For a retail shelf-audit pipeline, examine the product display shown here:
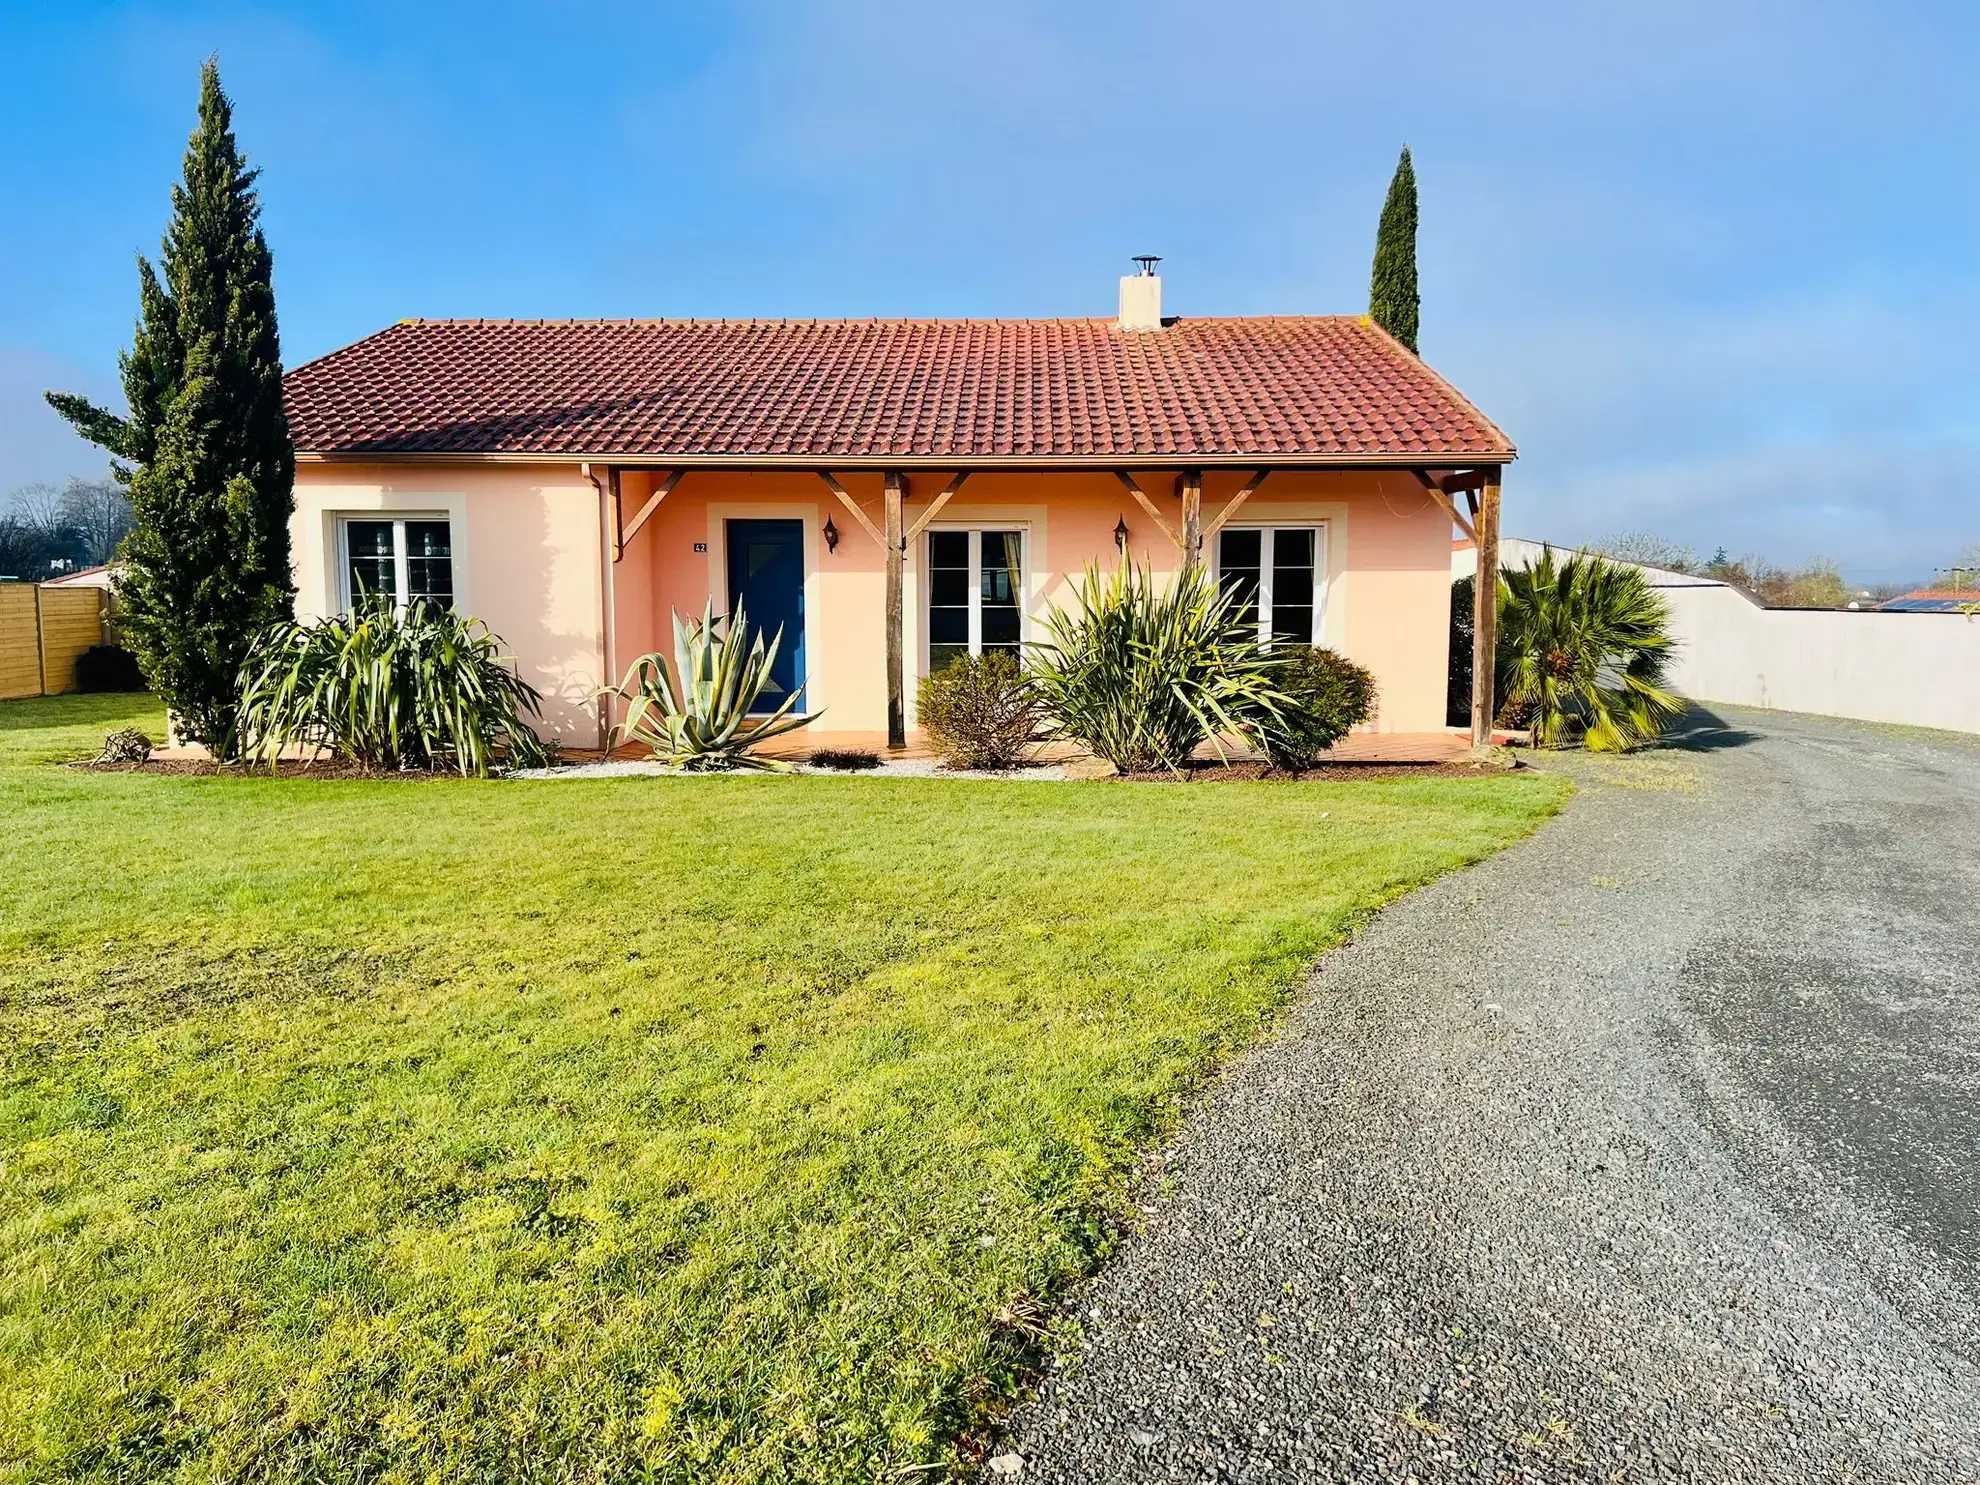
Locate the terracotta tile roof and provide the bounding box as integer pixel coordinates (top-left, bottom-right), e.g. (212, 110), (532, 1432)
(1879, 589), (1980, 611)
(283, 316), (1513, 463)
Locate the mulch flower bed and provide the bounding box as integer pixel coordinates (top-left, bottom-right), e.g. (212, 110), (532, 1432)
(73, 758), (459, 780)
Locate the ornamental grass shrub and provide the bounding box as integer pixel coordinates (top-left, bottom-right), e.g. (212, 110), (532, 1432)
(236, 596), (549, 775)
(1262, 647), (1378, 771)
(915, 651), (1041, 770)
(1027, 560), (1291, 773)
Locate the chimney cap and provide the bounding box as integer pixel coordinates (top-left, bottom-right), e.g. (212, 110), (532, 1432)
(1131, 255), (1162, 276)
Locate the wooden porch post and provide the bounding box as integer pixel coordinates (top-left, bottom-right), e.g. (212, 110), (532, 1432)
(1180, 470), (1203, 572)
(884, 472), (907, 750)
(1471, 468), (1503, 749)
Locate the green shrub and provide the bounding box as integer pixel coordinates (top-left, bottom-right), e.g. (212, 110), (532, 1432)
(1262, 647), (1377, 770)
(1027, 560), (1290, 773)
(74, 644), (146, 693)
(807, 748), (881, 771)
(1499, 547), (1684, 750)
(237, 596), (549, 775)
(916, 651), (1041, 770)
(598, 600), (815, 771)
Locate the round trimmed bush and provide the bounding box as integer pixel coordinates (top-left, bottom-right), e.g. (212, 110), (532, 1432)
(1262, 646), (1377, 771)
(75, 644), (147, 693)
(916, 651), (1041, 770)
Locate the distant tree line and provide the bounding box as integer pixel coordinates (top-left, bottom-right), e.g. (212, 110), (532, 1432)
(0, 475), (134, 580)
(1594, 531), (1866, 609)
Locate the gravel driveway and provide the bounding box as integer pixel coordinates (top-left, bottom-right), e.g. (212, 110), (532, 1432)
(1007, 707), (1980, 1483)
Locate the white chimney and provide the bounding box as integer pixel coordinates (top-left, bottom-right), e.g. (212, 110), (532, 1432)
(1117, 255), (1163, 331)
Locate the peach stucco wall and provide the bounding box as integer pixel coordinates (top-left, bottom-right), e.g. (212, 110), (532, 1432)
(291, 462), (1459, 745)
(291, 463), (607, 742)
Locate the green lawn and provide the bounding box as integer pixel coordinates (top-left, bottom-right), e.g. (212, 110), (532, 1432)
(0, 694), (1566, 1484)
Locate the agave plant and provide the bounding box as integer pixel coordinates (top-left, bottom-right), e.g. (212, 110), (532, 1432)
(598, 601), (816, 771)
(237, 596), (550, 775)
(1026, 559), (1291, 773)
(1498, 547), (1686, 751)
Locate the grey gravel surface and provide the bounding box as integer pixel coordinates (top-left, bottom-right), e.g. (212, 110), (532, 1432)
(1007, 706), (1980, 1483)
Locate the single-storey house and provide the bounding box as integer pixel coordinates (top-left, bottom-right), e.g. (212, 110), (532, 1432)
(281, 266), (1514, 750)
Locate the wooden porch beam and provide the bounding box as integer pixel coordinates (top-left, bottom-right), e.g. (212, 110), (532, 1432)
(884, 473), (907, 750)
(816, 472), (886, 548)
(1113, 471), (1185, 551)
(614, 469), (682, 561)
(1426, 467), (1491, 496)
(903, 472), (971, 545)
(1471, 468), (1503, 750)
(1179, 470), (1204, 571)
(1201, 469), (1271, 540)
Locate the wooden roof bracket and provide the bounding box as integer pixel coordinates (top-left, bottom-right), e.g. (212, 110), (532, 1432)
(817, 472), (887, 548)
(1413, 468), (1478, 542)
(1114, 470), (1185, 551)
(903, 472), (971, 546)
(614, 469), (682, 561)
(1201, 470), (1271, 540)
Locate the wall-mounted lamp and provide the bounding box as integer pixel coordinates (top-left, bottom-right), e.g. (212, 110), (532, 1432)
(1113, 515), (1130, 553)
(823, 515), (840, 553)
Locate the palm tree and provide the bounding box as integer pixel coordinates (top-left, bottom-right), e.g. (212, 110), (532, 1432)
(1498, 548), (1684, 750)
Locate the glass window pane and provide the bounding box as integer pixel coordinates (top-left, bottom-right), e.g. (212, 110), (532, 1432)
(1272, 529), (1314, 568)
(928, 531), (969, 568)
(981, 531), (1022, 606)
(1218, 527), (1261, 633)
(346, 521), (395, 605)
(406, 520), (453, 607)
(929, 567), (970, 607)
(981, 606), (1020, 647)
(929, 606), (969, 646)
(1270, 529), (1316, 644)
(1271, 605), (1314, 645)
(929, 643), (969, 672)
(980, 530), (1021, 654)
(1272, 564), (1313, 610)
(1219, 529), (1261, 568)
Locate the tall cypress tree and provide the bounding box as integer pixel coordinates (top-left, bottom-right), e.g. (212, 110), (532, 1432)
(47, 58), (293, 753)
(1369, 146), (1420, 354)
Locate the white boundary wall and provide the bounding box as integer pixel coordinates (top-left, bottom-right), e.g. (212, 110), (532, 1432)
(1654, 585), (1980, 734)
(1458, 537), (1980, 735)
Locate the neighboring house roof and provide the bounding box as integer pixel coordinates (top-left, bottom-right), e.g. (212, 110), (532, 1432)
(42, 564), (113, 588)
(1879, 589), (1980, 612)
(282, 316), (1514, 465)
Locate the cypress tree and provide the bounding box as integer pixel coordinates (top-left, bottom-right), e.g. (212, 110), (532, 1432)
(47, 58), (293, 754)
(1369, 146), (1421, 354)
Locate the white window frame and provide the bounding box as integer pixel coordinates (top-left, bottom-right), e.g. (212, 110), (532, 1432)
(1213, 523), (1328, 646)
(337, 515), (453, 611)
(922, 525), (1028, 672)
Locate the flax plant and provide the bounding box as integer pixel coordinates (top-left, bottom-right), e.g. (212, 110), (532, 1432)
(598, 600), (816, 770)
(237, 596), (549, 774)
(1026, 559), (1291, 773)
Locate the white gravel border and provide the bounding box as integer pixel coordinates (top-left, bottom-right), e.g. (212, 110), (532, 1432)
(508, 758), (1070, 782)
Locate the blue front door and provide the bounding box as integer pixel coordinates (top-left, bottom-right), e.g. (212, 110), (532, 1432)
(726, 519), (806, 709)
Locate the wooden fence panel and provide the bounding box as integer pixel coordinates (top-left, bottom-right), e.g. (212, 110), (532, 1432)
(0, 587), (41, 699)
(39, 588), (104, 694)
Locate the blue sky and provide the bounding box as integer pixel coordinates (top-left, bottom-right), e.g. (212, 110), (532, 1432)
(2, 0), (1974, 581)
